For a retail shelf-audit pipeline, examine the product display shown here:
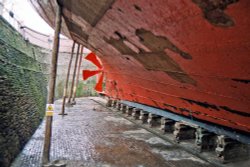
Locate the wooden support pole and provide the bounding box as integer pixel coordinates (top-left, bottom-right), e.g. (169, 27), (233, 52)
(67, 43), (80, 105)
(59, 41), (76, 114)
(71, 45), (84, 104)
(42, 2), (62, 165)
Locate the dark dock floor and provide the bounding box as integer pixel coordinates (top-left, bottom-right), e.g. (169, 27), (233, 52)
(11, 98), (218, 167)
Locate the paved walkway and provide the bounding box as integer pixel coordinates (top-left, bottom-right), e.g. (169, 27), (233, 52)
(11, 97), (212, 167)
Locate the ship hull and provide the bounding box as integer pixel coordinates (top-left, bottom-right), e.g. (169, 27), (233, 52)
(30, 0), (250, 133)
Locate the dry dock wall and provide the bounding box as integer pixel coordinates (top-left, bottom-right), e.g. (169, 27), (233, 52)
(0, 14), (98, 167)
(0, 16), (47, 167)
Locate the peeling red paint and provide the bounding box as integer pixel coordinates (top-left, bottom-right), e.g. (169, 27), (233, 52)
(32, 0), (250, 133)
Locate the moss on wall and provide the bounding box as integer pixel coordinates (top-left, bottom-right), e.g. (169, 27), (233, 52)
(0, 16), (47, 167)
(55, 80), (98, 99)
(76, 81), (97, 97)
(0, 15), (99, 166)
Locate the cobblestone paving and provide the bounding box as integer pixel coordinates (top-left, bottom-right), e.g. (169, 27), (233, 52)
(11, 98), (213, 167)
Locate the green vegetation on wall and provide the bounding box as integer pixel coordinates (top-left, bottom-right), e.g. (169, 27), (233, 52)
(76, 81), (98, 97)
(55, 79), (64, 99)
(55, 80), (98, 99)
(0, 16), (47, 167)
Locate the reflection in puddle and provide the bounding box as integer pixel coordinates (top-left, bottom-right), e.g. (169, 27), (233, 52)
(104, 116), (133, 125)
(152, 148), (207, 164)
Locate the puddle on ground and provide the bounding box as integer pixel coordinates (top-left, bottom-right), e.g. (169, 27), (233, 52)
(151, 148), (207, 164)
(123, 129), (151, 135)
(104, 116), (133, 125)
(122, 129), (152, 141)
(94, 137), (169, 167)
(145, 137), (171, 146)
(121, 128), (209, 166)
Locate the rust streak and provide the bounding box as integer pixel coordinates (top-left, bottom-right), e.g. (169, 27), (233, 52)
(192, 0), (239, 27)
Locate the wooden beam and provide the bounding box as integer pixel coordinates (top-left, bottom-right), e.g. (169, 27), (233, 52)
(42, 2), (62, 165)
(59, 41), (76, 115)
(72, 45), (84, 104)
(67, 43), (80, 105)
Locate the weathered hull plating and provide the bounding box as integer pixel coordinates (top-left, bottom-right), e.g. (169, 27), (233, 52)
(30, 0), (250, 133)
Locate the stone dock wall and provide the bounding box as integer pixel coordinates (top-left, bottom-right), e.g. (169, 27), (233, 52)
(0, 16), (48, 167)
(0, 15), (98, 167)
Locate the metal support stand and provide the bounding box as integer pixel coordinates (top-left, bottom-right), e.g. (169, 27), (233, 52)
(116, 102), (122, 111)
(132, 108), (141, 120)
(139, 110), (148, 124)
(126, 106), (134, 116)
(106, 99), (112, 107)
(215, 135), (249, 163)
(160, 118), (175, 133)
(147, 113), (161, 127)
(120, 104), (127, 113)
(195, 127), (216, 152)
(111, 100), (117, 108)
(173, 122), (196, 141)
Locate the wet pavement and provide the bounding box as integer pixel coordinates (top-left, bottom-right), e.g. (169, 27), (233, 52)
(11, 97), (213, 167)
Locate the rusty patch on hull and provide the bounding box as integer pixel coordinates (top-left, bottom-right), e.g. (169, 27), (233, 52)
(63, 17), (89, 41)
(59, 0), (115, 26)
(163, 103), (178, 110)
(105, 29), (196, 85)
(232, 79), (250, 84)
(220, 106), (250, 117)
(181, 98), (220, 111)
(192, 0), (238, 27)
(135, 29), (192, 60)
(181, 98), (250, 117)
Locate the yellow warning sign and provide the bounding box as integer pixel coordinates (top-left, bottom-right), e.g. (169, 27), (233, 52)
(46, 111), (53, 116)
(46, 104), (54, 111)
(46, 104), (54, 116)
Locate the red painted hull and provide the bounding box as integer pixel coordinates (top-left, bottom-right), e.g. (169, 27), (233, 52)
(31, 0), (250, 133)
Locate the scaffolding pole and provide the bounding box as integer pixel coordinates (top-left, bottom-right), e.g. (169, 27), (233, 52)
(60, 41), (76, 115)
(67, 43), (80, 105)
(42, 2), (62, 165)
(72, 45), (84, 104)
